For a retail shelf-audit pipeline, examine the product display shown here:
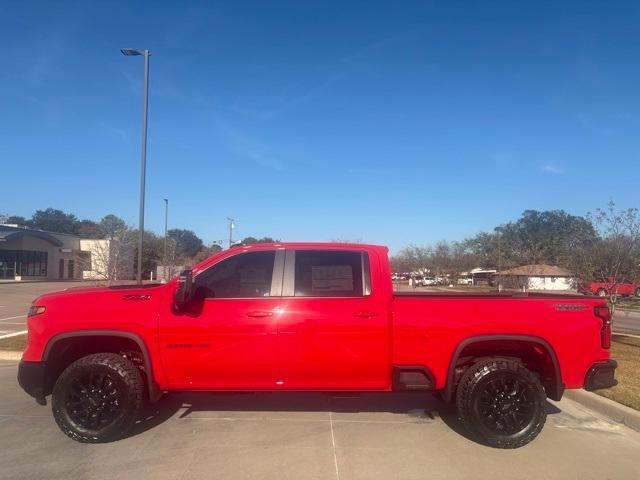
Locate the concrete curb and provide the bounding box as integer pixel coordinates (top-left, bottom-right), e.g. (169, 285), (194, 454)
(565, 389), (640, 432)
(0, 351), (22, 361)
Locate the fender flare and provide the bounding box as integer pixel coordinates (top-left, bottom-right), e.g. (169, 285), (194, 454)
(442, 334), (564, 402)
(43, 330), (162, 402)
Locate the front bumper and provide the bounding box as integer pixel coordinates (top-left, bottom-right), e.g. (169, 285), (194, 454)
(584, 360), (618, 391)
(17, 361), (47, 405)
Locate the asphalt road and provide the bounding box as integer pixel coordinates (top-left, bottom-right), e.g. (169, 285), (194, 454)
(612, 309), (640, 335)
(1, 360), (639, 480)
(0, 282), (91, 336)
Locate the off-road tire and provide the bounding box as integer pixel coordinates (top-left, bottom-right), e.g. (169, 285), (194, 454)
(456, 358), (546, 449)
(635, 287), (640, 298)
(52, 353), (144, 443)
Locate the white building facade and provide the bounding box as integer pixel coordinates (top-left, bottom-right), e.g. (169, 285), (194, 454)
(0, 225), (130, 281)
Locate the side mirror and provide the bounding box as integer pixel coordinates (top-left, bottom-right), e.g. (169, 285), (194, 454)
(173, 269), (193, 313)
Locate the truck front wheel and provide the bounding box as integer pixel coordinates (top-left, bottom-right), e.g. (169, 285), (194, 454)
(52, 353), (144, 443)
(455, 358), (546, 448)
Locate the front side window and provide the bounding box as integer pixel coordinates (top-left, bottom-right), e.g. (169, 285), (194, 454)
(195, 251), (275, 298)
(294, 250), (368, 297)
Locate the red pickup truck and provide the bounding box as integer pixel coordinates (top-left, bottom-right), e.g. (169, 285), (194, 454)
(578, 277), (640, 297)
(18, 242), (617, 448)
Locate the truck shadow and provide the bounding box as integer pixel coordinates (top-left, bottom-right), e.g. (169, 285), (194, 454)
(130, 391), (561, 447)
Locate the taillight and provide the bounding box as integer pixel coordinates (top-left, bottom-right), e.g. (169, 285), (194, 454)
(594, 305), (611, 349)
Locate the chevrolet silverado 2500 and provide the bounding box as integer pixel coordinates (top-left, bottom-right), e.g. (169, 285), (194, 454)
(18, 242), (617, 448)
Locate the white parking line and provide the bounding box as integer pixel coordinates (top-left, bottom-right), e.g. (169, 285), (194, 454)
(0, 330), (27, 339)
(0, 315), (26, 322)
(329, 411), (340, 480)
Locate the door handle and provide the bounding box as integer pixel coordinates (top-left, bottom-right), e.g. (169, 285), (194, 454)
(247, 310), (273, 318)
(353, 311), (378, 318)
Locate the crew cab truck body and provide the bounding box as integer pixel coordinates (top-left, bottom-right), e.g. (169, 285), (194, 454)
(18, 242), (617, 448)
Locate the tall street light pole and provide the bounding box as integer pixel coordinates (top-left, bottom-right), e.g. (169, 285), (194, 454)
(121, 48), (150, 285)
(163, 198), (169, 263)
(227, 217), (235, 249)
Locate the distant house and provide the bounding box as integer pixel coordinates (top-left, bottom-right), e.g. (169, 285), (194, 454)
(470, 267), (497, 286)
(497, 264), (574, 291)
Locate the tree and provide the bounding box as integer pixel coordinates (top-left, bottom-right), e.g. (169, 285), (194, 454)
(2, 215), (31, 227)
(30, 208), (79, 234)
(466, 210), (597, 269)
(190, 242), (224, 265)
(391, 241), (480, 276)
(77, 219), (103, 238)
(79, 236), (135, 283)
(168, 229), (203, 259)
(391, 245), (433, 273)
(242, 236), (278, 245)
(569, 202), (640, 301)
(100, 214), (128, 239)
(79, 215), (135, 283)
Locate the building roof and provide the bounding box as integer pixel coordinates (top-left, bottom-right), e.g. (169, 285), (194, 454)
(0, 225), (65, 246)
(498, 264), (572, 277)
(470, 267), (497, 274)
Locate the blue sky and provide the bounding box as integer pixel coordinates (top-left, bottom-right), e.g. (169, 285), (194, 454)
(2, 1), (639, 252)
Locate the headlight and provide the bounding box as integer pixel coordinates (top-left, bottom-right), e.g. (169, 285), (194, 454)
(28, 305), (46, 317)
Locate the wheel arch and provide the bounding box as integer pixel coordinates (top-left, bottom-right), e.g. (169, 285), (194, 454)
(442, 334), (564, 403)
(43, 330), (161, 402)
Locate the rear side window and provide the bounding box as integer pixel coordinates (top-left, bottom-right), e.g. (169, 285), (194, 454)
(195, 251), (276, 298)
(294, 250), (369, 297)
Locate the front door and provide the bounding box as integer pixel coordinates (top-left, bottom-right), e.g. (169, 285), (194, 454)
(276, 249), (390, 390)
(158, 249), (283, 389)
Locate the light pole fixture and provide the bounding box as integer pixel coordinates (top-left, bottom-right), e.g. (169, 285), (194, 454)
(121, 48), (150, 285)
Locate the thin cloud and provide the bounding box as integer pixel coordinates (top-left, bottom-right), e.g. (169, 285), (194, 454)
(213, 118), (286, 171)
(24, 8), (84, 85)
(230, 31), (418, 121)
(541, 164), (564, 175)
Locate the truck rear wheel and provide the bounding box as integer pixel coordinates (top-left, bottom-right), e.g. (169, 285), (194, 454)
(52, 353), (144, 443)
(455, 358), (546, 448)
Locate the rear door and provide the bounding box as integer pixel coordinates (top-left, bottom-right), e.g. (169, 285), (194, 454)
(276, 249), (390, 390)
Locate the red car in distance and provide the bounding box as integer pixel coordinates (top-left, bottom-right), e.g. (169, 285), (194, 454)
(578, 277), (640, 297)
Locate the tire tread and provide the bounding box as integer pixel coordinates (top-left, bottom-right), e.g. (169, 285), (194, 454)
(52, 353), (144, 443)
(455, 357), (547, 449)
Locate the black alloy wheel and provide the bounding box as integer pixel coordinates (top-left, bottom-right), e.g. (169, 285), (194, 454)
(64, 371), (123, 430)
(52, 353), (144, 443)
(475, 375), (537, 436)
(456, 358), (547, 448)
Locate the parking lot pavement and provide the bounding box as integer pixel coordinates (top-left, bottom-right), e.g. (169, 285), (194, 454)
(0, 282), (83, 336)
(1, 361), (639, 480)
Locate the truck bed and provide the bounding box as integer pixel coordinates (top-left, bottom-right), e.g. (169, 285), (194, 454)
(394, 291), (589, 299)
(391, 291), (608, 392)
